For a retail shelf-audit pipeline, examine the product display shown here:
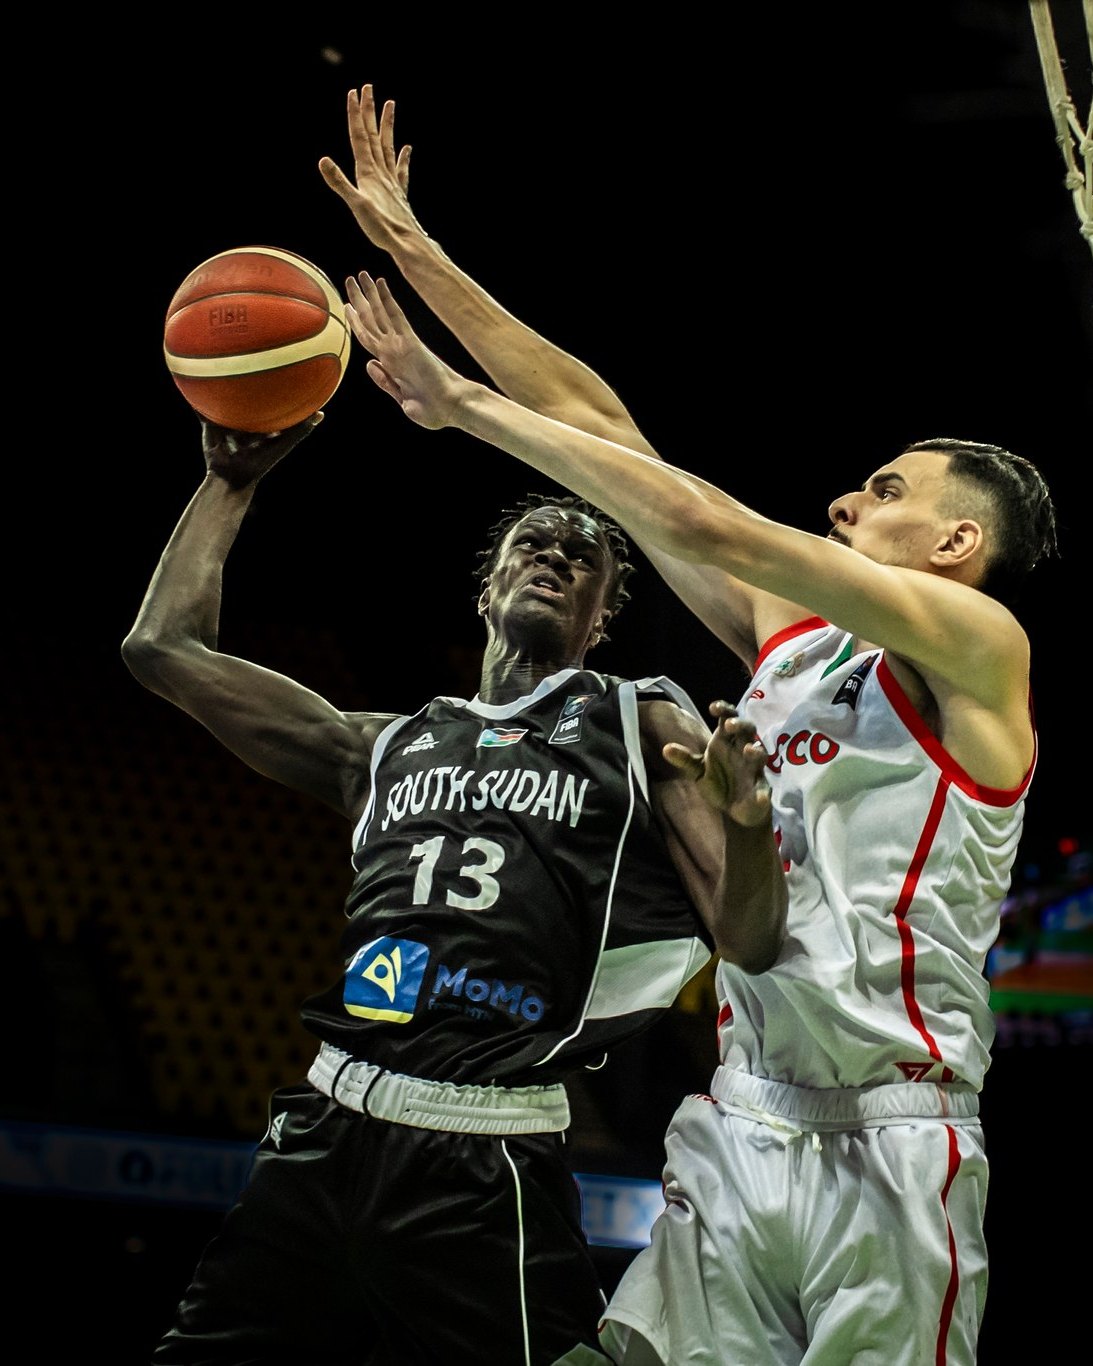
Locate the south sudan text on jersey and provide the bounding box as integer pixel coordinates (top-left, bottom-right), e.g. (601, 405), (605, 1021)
(380, 764), (591, 831)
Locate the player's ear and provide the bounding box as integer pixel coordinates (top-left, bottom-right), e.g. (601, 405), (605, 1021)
(588, 610), (612, 648)
(932, 519), (984, 571)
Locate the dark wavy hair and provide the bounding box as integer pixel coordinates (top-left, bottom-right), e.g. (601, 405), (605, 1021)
(474, 493), (635, 638)
(902, 437), (1060, 608)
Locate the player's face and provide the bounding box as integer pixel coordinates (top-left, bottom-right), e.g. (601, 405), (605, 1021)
(483, 507), (613, 655)
(826, 449), (956, 570)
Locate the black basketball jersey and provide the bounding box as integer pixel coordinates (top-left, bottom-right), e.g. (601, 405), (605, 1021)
(300, 668), (714, 1087)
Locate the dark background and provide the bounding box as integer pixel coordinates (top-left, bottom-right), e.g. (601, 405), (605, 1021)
(21, 3), (1093, 873)
(5, 4), (1092, 1360)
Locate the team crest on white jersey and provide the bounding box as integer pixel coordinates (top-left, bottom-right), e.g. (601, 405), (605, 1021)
(774, 652), (806, 678)
(403, 731), (439, 755)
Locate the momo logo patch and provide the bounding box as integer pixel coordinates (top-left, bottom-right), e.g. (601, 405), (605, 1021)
(477, 728), (528, 748)
(429, 962), (545, 1022)
(343, 935), (430, 1023)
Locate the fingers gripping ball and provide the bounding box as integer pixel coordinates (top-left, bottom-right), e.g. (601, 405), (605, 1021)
(164, 246), (351, 432)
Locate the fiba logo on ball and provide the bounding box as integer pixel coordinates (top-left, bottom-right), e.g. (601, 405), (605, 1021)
(207, 302), (249, 333)
(163, 245), (352, 433)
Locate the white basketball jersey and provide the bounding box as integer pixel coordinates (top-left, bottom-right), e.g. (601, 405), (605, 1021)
(719, 617), (1034, 1091)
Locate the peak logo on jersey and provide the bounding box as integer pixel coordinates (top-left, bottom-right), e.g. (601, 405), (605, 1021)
(343, 935), (430, 1023)
(773, 652), (806, 678)
(830, 654), (878, 710)
(477, 728), (528, 748)
(550, 694), (594, 745)
(268, 1111), (287, 1150)
(402, 731), (439, 756)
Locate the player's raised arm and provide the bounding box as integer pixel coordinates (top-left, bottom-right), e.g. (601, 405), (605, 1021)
(347, 271), (1039, 775)
(319, 84), (648, 445)
(121, 417), (385, 821)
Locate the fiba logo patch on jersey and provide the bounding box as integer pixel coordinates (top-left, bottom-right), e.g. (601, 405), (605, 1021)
(343, 935), (430, 1023)
(549, 694), (594, 745)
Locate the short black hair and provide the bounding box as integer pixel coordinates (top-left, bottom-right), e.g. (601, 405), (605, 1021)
(902, 437), (1060, 608)
(475, 493), (635, 635)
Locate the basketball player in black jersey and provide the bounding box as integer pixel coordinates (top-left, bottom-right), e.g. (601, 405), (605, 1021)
(122, 412), (787, 1365)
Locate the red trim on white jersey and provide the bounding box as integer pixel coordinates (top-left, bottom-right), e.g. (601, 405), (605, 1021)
(876, 656), (1034, 807)
(894, 773), (949, 1064)
(753, 616), (829, 672)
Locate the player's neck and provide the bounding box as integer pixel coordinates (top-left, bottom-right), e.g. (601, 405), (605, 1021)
(478, 650), (583, 705)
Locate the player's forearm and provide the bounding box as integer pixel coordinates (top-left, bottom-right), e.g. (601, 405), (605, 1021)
(713, 822), (788, 973)
(387, 230), (632, 431)
(121, 475), (253, 681)
(454, 383), (754, 564)
(453, 382), (860, 628)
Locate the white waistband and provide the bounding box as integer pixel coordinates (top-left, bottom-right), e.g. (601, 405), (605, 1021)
(710, 1064), (981, 1129)
(308, 1042), (571, 1135)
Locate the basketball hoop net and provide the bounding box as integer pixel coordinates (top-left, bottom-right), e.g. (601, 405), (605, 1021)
(1027, 0), (1093, 257)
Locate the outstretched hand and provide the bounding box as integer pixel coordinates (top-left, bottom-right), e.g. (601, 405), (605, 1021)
(664, 700), (774, 828)
(200, 412), (324, 490)
(345, 272), (465, 430)
(318, 85), (417, 251)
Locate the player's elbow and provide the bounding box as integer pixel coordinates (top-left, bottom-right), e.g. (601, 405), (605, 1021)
(719, 938), (781, 976)
(652, 490), (710, 560)
(120, 626), (190, 695)
(654, 491), (745, 568)
(714, 903), (787, 975)
(121, 624), (156, 677)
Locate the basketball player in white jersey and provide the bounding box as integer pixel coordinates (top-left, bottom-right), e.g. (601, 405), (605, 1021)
(319, 85), (1060, 1364)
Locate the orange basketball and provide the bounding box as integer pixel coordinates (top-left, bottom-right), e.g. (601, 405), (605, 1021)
(163, 246), (352, 433)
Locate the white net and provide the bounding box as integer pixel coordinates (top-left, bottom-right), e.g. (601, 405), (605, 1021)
(1027, 0), (1093, 256)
